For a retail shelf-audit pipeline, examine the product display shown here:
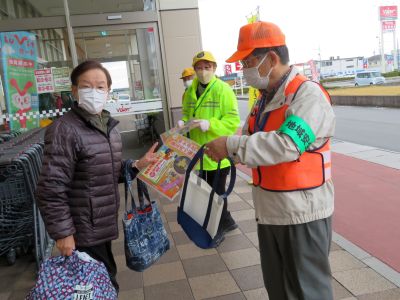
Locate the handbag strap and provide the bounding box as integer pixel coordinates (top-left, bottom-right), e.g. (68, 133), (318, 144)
(124, 159), (139, 212)
(137, 178), (151, 209)
(180, 145), (205, 209)
(202, 160), (221, 229)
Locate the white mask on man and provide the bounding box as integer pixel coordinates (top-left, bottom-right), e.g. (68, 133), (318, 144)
(78, 88), (107, 114)
(243, 53), (273, 90)
(183, 79), (193, 89)
(196, 70), (214, 85)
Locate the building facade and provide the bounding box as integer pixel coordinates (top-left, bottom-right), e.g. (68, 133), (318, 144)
(0, 0), (202, 144)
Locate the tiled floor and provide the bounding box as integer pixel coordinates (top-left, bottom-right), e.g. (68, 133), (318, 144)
(1, 175), (400, 299)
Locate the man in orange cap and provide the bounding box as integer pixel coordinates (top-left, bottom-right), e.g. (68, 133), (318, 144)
(205, 21), (335, 299)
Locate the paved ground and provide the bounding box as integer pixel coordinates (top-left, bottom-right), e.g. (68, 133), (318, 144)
(1, 140), (400, 299)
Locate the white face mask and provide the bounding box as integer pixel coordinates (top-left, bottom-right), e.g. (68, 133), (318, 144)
(78, 88), (107, 114)
(183, 79), (193, 89)
(196, 69), (214, 85)
(243, 54), (273, 89)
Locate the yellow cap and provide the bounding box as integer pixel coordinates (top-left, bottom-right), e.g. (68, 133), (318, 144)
(192, 51), (217, 67)
(180, 67), (195, 79)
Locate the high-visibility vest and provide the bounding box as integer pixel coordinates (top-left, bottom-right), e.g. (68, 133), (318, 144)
(248, 74), (332, 192)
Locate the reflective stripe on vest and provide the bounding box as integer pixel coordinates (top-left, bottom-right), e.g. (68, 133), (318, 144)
(248, 74), (332, 192)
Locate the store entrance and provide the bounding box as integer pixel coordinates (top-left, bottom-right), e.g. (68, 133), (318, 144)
(73, 24), (166, 150)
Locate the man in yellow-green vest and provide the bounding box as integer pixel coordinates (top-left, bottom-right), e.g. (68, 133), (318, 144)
(177, 50), (240, 244)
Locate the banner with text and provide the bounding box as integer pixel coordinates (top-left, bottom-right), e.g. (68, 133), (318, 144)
(0, 31), (39, 130)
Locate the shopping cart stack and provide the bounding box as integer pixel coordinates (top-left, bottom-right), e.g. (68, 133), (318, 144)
(0, 128), (53, 267)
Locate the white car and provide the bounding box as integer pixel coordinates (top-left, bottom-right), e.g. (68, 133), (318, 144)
(116, 94), (131, 103)
(354, 71), (386, 86)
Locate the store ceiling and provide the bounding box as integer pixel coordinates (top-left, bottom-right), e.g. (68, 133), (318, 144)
(28, 0), (144, 16)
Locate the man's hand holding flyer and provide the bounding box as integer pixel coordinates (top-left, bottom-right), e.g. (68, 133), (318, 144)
(138, 122), (200, 201)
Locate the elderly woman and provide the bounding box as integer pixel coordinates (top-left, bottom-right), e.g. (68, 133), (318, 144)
(36, 60), (157, 292)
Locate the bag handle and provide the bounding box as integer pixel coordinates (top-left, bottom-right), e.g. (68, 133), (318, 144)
(180, 145), (206, 209)
(123, 159), (139, 212)
(137, 178), (151, 209)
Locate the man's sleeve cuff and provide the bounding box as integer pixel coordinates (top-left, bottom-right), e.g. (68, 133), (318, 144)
(227, 135), (244, 163)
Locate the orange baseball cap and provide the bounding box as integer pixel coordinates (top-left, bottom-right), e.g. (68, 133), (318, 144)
(226, 21), (286, 63)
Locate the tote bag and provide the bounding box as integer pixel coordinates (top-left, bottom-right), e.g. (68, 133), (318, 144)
(123, 160), (170, 272)
(26, 251), (117, 300)
(177, 146), (236, 249)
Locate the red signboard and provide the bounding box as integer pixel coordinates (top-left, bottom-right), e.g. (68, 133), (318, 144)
(235, 61), (243, 71)
(382, 20), (396, 32)
(224, 64), (232, 76)
(380, 6), (397, 20)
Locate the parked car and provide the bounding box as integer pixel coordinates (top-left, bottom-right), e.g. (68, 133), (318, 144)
(116, 94), (131, 103)
(354, 71), (385, 86)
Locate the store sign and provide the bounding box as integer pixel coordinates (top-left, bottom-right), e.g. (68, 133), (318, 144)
(382, 20), (396, 32)
(104, 99), (163, 116)
(363, 58), (368, 69)
(53, 67), (71, 92)
(380, 6), (397, 20)
(34, 69), (54, 93)
(34, 67), (71, 94)
(0, 31), (39, 131)
(224, 64), (232, 76)
(235, 61), (243, 71)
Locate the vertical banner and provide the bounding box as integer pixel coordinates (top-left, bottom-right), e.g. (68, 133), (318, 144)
(0, 31), (38, 131)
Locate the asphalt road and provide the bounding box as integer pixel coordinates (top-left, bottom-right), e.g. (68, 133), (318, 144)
(237, 100), (400, 152)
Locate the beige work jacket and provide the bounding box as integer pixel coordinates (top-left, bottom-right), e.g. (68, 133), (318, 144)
(227, 67), (336, 225)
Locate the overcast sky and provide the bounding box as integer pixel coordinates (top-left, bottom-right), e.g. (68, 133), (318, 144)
(198, 0), (400, 75)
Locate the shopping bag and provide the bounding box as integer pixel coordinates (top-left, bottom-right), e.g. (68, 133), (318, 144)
(123, 160), (170, 272)
(26, 250), (117, 300)
(177, 146), (236, 249)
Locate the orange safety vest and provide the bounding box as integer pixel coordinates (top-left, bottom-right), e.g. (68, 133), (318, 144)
(248, 74), (332, 192)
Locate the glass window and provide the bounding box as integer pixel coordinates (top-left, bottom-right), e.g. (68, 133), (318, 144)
(74, 25), (164, 133)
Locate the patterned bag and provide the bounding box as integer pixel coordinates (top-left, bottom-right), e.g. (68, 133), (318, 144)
(123, 161), (170, 272)
(26, 251), (117, 300)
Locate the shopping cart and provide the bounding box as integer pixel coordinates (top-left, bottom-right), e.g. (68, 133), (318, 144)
(134, 114), (159, 145)
(0, 129), (53, 267)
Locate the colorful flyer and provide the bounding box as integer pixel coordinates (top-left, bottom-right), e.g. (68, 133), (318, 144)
(138, 130), (200, 201)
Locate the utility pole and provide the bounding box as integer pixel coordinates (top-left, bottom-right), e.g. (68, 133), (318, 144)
(394, 30), (399, 70)
(380, 25), (386, 73)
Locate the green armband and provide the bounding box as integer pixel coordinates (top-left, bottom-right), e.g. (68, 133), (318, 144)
(278, 115), (316, 154)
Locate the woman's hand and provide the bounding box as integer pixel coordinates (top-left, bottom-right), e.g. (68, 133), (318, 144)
(56, 235), (75, 256)
(135, 142), (159, 170)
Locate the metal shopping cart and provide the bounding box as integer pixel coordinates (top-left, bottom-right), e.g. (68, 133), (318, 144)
(0, 129), (53, 267)
(134, 114), (159, 145)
